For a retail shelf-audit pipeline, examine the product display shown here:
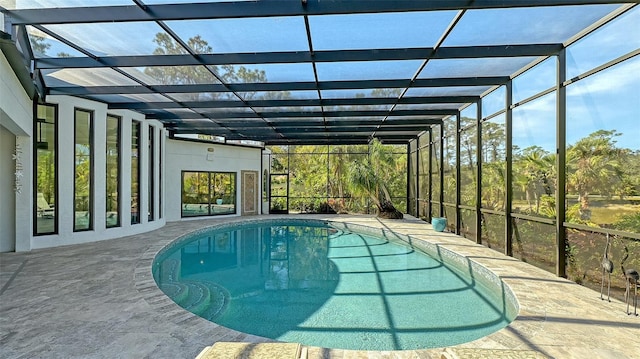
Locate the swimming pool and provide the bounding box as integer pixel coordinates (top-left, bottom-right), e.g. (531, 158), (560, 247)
(153, 219), (518, 351)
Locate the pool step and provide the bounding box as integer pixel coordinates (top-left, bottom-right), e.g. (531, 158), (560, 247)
(159, 282), (189, 304)
(199, 282), (229, 320)
(327, 228), (344, 239)
(155, 259), (227, 318)
(177, 281), (212, 316)
(158, 258), (181, 282)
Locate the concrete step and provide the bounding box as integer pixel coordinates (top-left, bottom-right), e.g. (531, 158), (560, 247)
(159, 281), (189, 304)
(179, 281), (212, 315)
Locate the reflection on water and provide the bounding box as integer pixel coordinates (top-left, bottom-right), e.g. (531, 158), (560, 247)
(154, 222), (515, 350)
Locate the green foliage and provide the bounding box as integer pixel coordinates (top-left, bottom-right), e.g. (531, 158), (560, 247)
(74, 145), (91, 211)
(290, 199), (337, 214)
(458, 118), (478, 206)
(612, 212), (640, 232)
(29, 34), (50, 55)
(567, 130), (626, 220)
(36, 151), (55, 204)
(512, 146), (556, 215)
(346, 139), (404, 217)
(265, 141), (406, 215)
(144, 33), (268, 103)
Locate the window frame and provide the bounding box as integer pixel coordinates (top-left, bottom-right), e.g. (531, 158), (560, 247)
(148, 125), (155, 222)
(106, 114), (122, 228)
(33, 102), (59, 236)
(73, 107), (94, 232)
(131, 121), (141, 225)
(181, 170), (237, 218)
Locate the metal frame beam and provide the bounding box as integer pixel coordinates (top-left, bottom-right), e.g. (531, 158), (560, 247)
(252, 125), (428, 133)
(556, 49), (567, 278)
(167, 117), (441, 127)
(475, 101), (483, 245)
(218, 133), (416, 141)
(455, 112), (461, 235)
(48, 76), (509, 96)
(505, 80), (514, 257)
(5, 1), (629, 24)
(109, 96), (478, 110)
(147, 109), (456, 120)
(35, 44), (562, 69)
(413, 137), (420, 216)
(439, 124), (445, 217)
(427, 128), (433, 219)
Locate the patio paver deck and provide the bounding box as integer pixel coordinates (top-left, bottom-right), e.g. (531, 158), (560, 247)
(1, 215), (638, 359)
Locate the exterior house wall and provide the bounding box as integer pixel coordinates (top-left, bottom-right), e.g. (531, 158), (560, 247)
(0, 125), (17, 252)
(0, 50), (32, 252)
(0, 51), (31, 137)
(2, 51), (265, 251)
(164, 139), (263, 222)
(31, 96), (166, 250)
(0, 71), (167, 251)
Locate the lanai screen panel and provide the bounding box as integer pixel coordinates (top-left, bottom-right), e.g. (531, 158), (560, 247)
(2, 0), (633, 144)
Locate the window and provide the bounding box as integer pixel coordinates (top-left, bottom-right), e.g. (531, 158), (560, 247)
(74, 109), (93, 231)
(182, 171), (237, 217)
(131, 121), (141, 224)
(148, 126), (155, 221)
(106, 115), (120, 228)
(34, 103), (57, 235)
(159, 129), (163, 219)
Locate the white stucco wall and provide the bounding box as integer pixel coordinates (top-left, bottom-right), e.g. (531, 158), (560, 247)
(0, 51), (32, 137)
(164, 139), (263, 221)
(1, 49), (264, 251)
(0, 79), (168, 251)
(31, 96), (166, 250)
(0, 125), (16, 252)
(0, 49), (33, 252)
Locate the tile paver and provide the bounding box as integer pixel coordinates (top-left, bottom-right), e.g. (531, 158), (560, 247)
(1, 215), (638, 359)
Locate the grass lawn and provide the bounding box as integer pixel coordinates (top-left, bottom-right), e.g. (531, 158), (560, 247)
(589, 204), (639, 225)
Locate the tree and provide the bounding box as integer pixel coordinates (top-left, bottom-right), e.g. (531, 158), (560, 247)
(29, 34), (50, 55)
(482, 121), (505, 164)
(144, 33), (269, 102)
(459, 117), (477, 205)
(347, 139), (403, 219)
(567, 130), (625, 220)
(513, 146), (555, 215)
(481, 120), (506, 210)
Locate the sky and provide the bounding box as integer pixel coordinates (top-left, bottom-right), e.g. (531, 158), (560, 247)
(7, 1), (639, 150)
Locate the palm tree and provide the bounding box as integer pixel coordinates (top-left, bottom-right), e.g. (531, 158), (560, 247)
(567, 130), (625, 220)
(347, 139), (403, 219)
(513, 146), (555, 215)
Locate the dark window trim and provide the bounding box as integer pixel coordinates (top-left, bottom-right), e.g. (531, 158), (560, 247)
(106, 113), (122, 228)
(73, 107), (94, 232)
(181, 170), (238, 218)
(131, 121), (141, 224)
(159, 128), (163, 219)
(148, 125), (155, 222)
(33, 101), (59, 236)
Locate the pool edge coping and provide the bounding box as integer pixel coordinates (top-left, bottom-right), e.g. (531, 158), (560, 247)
(134, 214), (541, 356)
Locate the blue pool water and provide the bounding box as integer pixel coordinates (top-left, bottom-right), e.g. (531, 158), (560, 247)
(153, 219), (517, 351)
